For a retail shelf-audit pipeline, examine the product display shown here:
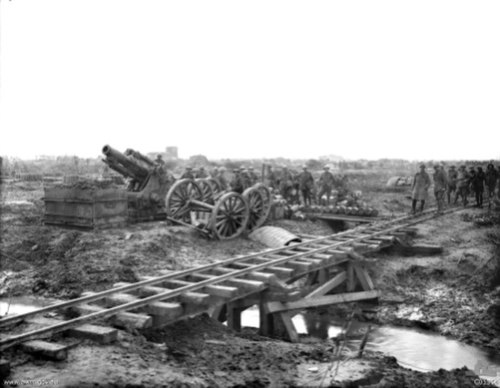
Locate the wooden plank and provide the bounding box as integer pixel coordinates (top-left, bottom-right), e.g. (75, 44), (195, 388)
(226, 302), (241, 331)
(363, 268), (375, 290)
(266, 266), (295, 278)
(346, 262), (355, 292)
(353, 265), (373, 291)
(305, 271), (347, 299)
(103, 293), (183, 319)
(266, 290), (380, 313)
(224, 278), (266, 292)
(67, 324), (118, 344)
(286, 260), (314, 272)
(278, 311), (298, 342)
(209, 304), (226, 322)
(72, 304), (152, 329)
(318, 268), (328, 284)
(21, 340), (68, 361)
(117, 281), (211, 306)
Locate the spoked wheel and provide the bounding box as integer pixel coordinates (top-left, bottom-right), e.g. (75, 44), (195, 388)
(205, 178), (222, 197)
(165, 179), (203, 222)
(255, 183), (272, 223)
(243, 185), (271, 232)
(209, 192), (249, 240)
(195, 178), (215, 204)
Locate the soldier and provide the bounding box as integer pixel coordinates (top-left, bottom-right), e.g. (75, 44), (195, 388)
(455, 165), (470, 206)
(230, 168), (244, 193)
(471, 166), (485, 208)
(180, 166), (194, 180)
(195, 166), (208, 179)
(210, 167), (219, 179)
(433, 164), (447, 214)
(217, 167), (228, 191)
(317, 166), (335, 206)
(248, 166), (259, 186)
(298, 166), (314, 206)
(279, 166), (294, 201)
(485, 163), (498, 203)
(266, 165), (277, 191)
(411, 164), (431, 214)
(240, 167), (252, 190)
(447, 165), (458, 204)
(155, 154), (165, 167)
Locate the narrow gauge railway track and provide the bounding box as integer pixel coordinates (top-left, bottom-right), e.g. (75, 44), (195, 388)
(0, 206), (462, 350)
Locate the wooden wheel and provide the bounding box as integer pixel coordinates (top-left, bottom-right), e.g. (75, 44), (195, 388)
(254, 183), (272, 225)
(195, 178), (215, 204)
(205, 178), (222, 197)
(165, 179), (203, 221)
(243, 185), (270, 232)
(209, 192), (249, 240)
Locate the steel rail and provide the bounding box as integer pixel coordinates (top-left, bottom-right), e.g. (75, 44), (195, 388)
(0, 205), (427, 327)
(0, 206), (462, 349)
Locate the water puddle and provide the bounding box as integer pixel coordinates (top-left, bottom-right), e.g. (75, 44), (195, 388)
(240, 307), (500, 383)
(0, 296), (55, 317)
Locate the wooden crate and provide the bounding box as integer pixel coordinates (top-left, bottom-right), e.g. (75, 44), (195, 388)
(44, 187), (128, 229)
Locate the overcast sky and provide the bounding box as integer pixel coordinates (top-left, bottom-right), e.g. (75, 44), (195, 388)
(0, 0), (499, 161)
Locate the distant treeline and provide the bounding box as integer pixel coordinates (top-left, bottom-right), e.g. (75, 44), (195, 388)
(0, 154), (497, 177)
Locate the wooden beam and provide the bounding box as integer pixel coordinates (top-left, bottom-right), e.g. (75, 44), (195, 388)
(277, 312), (298, 342)
(305, 271), (347, 299)
(353, 265), (374, 291)
(318, 268), (328, 284)
(226, 302), (241, 331)
(266, 290), (380, 313)
(346, 262), (355, 292)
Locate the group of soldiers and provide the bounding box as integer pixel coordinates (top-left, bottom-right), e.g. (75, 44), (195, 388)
(266, 165), (345, 206)
(174, 163), (345, 205)
(177, 165), (260, 194)
(411, 162), (500, 214)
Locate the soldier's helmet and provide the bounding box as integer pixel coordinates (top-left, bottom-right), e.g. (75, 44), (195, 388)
(324, 165), (330, 170)
(186, 166), (192, 170)
(302, 165), (308, 169)
(249, 166), (254, 170)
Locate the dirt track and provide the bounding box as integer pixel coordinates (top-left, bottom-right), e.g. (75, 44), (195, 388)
(1, 180), (499, 387)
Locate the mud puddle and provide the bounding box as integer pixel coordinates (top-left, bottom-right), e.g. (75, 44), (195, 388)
(0, 296), (57, 316)
(240, 306), (500, 384)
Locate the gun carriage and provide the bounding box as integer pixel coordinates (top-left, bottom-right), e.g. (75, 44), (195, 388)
(102, 145), (272, 239)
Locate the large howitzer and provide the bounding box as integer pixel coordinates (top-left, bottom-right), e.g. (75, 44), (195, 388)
(102, 145), (272, 239)
(102, 145), (174, 221)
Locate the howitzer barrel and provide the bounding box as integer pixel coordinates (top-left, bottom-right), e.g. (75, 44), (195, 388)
(102, 145), (149, 180)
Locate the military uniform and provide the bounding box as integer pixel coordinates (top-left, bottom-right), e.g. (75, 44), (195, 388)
(317, 168), (335, 205)
(180, 168), (194, 180)
(447, 167), (458, 204)
(485, 164), (498, 201)
(433, 166), (447, 213)
(230, 171), (244, 194)
(411, 165), (431, 213)
(455, 167), (470, 206)
(471, 167), (485, 207)
(267, 168), (277, 191)
(279, 168), (294, 201)
(248, 168), (259, 186)
(196, 168), (208, 179)
(298, 168), (314, 206)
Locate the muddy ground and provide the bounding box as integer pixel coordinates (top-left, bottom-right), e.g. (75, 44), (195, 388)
(1, 179), (499, 387)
